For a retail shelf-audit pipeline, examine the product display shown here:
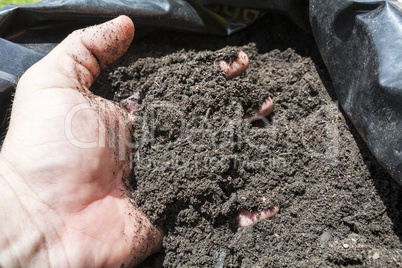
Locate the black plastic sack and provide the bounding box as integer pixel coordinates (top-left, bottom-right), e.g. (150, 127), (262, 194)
(0, 0), (401, 184)
(310, 0), (402, 182)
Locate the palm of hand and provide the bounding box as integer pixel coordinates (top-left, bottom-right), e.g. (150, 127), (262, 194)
(0, 16), (161, 267)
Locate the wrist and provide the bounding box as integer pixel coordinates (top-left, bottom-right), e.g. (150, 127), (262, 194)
(0, 156), (68, 267)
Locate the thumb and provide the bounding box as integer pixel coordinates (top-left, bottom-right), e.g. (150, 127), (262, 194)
(2, 15), (135, 166)
(17, 15), (134, 95)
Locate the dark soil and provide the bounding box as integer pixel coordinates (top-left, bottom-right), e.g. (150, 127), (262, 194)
(93, 14), (402, 267)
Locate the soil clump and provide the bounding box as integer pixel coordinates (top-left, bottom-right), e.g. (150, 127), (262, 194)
(93, 14), (402, 267)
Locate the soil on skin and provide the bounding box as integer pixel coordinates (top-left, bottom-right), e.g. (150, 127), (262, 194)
(93, 14), (402, 267)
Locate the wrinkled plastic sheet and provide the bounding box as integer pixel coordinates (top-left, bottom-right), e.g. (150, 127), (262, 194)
(0, 0), (401, 184)
(310, 0), (402, 182)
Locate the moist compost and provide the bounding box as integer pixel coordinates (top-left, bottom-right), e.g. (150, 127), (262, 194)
(93, 14), (402, 267)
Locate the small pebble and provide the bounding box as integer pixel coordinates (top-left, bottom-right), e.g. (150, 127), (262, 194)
(320, 232), (331, 246)
(215, 251), (227, 268)
(372, 253), (380, 260)
(343, 243), (349, 249)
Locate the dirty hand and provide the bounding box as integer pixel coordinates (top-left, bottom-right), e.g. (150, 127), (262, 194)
(0, 16), (162, 267)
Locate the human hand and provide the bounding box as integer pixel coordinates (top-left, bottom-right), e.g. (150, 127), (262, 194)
(0, 16), (162, 267)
